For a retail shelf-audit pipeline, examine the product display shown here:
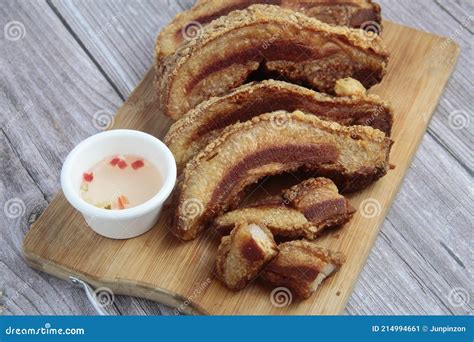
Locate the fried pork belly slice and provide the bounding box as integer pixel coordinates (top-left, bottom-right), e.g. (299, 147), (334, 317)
(262, 240), (345, 298)
(214, 178), (355, 239)
(156, 0), (382, 60)
(165, 80), (393, 169)
(172, 111), (392, 240)
(155, 4), (389, 119)
(216, 222), (278, 290)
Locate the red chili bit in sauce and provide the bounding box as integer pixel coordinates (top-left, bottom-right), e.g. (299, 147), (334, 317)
(117, 195), (129, 209)
(83, 172), (94, 182)
(80, 155), (162, 210)
(131, 160), (144, 170)
(117, 160), (128, 169)
(110, 157), (120, 166)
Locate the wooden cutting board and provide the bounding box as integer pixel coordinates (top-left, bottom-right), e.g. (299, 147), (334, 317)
(22, 21), (459, 315)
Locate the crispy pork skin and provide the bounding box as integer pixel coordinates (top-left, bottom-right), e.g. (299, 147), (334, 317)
(262, 240), (345, 298)
(172, 111), (392, 240)
(155, 4), (389, 119)
(156, 0), (382, 60)
(216, 222), (278, 290)
(165, 79), (393, 169)
(214, 178), (355, 239)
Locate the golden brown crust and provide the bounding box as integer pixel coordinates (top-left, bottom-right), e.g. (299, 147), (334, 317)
(155, 4), (389, 119)
(165, 79), (393, 170)
(216, 222), (278, 290)
(214, 177), (355, 239)
(172, 110), (392, 240)
(262, 240), (345, 298)
(156, 0), (382, 60)
(215, 206), (318, 240)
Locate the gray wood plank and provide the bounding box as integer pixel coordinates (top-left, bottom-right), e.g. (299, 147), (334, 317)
(378, 0), (473, 170)
(0, 0), (129, 315)
(1, 0), (179, 316)
(0, 0), (123, 199)
(0, 130), (98, 315)
(435, 0), (474, 33)
(49, 0), (184, 97)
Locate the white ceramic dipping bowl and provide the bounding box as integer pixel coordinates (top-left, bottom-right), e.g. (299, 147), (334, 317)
(61, 129), (176, 239)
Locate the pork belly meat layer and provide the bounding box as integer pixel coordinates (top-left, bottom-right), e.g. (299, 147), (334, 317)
(172, 110), (392, 240)
(216, 222), (278, 290)
(165, 79), (393, 169)
(262, 240), (345, 298)
(214, 177), (355, 239)
(156, 0), (382, 60)
(155, 4), (389, 119)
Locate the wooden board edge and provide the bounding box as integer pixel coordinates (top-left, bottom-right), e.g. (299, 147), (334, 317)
(22, 247), (208, 315)
(384, 19), (462, 52)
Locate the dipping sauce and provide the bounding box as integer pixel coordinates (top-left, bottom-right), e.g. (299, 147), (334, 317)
(80, 155), (162, 210)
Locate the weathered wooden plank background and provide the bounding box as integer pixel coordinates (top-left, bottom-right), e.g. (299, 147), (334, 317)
(0, 0), (472, 315)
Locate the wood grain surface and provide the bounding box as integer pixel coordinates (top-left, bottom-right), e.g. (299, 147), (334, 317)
(22, 20), (462, 315)
(1, 0), (472, 315)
